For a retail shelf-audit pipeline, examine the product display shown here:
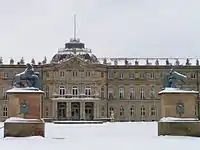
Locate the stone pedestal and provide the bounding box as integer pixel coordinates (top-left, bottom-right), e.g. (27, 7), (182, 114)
(4, 117), (45, 137)
(158, 88), (199, 137)
(158, 88), (198, 118)
(4, 88), (45, 138)
(158, 117), (200, 137)
(6, 88), (44, 119)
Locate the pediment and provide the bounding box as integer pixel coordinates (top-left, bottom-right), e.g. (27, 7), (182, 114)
(55, 56), (93, 70)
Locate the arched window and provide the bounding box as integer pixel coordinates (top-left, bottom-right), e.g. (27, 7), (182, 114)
(59, 85), (66, 96)
(120, 106), (124, 116)
(72, 86), (78, 96)
(85, 86), (91, 96)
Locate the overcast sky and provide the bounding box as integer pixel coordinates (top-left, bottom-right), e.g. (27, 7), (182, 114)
(0, 0), (200, 63)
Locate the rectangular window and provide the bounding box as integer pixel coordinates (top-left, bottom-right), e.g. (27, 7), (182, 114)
(129, 72), (134, 79)
(3, 72), (8, 79)
(108, 88), (113, 100)
(85, 72), (91, 77)
(150, 72), (155, 79)
(3, 106), (8, 117)
(101, 87), (104, 99)
(72, 71), (78, 77)
(140, 73), (145, 79)
(130, 88), (135, 100)
(45, 107), (49, 117)
(119, 88), (124, 100)
(59, 71), (64, 77)
(108, 71), (113, 79)
(119, 72), (124, 79)
(2, 87), (7, 99)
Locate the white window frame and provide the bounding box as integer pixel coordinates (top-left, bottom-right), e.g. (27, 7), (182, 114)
(85, 86), (91, 96)
(59, 85), (66, 96)
(72, 86), (78, 96)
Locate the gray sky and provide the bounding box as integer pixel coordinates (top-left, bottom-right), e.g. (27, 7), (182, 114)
(0, 0), (200, 64)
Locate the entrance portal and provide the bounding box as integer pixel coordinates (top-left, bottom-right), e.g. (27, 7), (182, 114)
(85, 102), (94, 120)
(57, 102), (66, 120)
(71, 102), (80, 120)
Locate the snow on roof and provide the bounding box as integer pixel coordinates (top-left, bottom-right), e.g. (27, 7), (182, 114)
(158, 88), (199, 94)
(159, 117), (199, 122)
(6, 88), (45, 94)
(97, 58), (199, 66)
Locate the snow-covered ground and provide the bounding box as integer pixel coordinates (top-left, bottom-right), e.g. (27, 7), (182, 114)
(0, 122), (199, 150)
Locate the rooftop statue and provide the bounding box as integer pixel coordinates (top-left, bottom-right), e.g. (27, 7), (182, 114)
(163, 69), (187, 89)
(13, 63), (41, 89)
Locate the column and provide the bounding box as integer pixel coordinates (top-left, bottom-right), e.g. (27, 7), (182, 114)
(93, 102), (99, 120)
(67, 102), (71, 119)
(82, 102), (85, 120)
(80, 102), (85, 120)
(52, 101), (57, 120)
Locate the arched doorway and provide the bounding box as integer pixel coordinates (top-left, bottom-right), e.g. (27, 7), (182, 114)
(85, 102), (94, 120)
(57, 102), (66, 120)
(71, 102), (80, 120)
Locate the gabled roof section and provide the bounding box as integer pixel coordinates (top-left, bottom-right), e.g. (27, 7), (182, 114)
(53, 56), (105, 70)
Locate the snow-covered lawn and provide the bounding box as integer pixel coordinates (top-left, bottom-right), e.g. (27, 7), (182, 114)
(0, 122), (199, 150)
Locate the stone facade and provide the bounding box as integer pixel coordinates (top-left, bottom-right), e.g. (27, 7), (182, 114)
(0, 57), (199, 122)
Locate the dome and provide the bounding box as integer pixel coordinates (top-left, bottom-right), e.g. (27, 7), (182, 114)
(51, 38), (99, 63)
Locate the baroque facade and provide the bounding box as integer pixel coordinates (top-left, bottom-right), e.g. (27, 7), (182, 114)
(0, 37), (199, 121)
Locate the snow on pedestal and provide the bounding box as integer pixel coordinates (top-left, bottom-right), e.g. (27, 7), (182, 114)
(6, 87), (45, 94)
(159, 117), (199, 122)
(158, 88), (199, 94)
(5, 117), (42, 123)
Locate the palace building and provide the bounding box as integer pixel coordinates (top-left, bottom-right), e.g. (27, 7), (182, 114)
(0, 36), (199, 121)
